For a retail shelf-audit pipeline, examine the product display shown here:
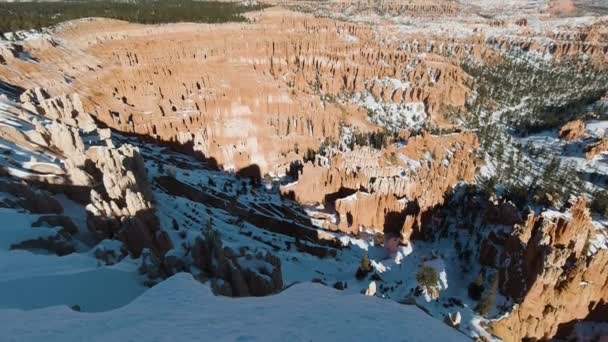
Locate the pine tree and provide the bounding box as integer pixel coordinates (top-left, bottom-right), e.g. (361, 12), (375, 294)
(416, 265), (439, 289)
(356, 253), (372, 280)
(468, 273), (485, 300)
(476, 276), (498, 316)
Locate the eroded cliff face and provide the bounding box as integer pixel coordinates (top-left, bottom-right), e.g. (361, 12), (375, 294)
(282, 132), (479, 240)
(0, 9), (476, 176)
(0, 84), (292, 295)
(492, 198), (608, 341)
(1, 5), (605, 179)
(559, 119), (586, 141)
(585, 137), (608, 160)
(0, 1), (607, 338)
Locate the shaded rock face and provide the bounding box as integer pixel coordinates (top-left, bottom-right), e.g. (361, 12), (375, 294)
(84, 144), (168, 258)
(31, 215), (78, 235)
(193, 233), (283, 297)
(425, 188), (607, 341)
(585, 137), (608, 160)
(0, 43), (19, 65)
(282, 132), (478, 241)
(492, 198), (608, 342)
(559, 119), (585, 141)
(10, 208), (79, 257)
(7, 85), (172, 261)
(10, 235), (75, 256)
(0, 180), (63, 214)
(483, 201), (522, 226)
(20, 87), (96, 131)
(94, 243), (126, 266)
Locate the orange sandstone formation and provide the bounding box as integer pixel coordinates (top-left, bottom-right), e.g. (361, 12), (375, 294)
(492, 198), (608, 341)
(282, 132), (479, 240)
(585, 137), (608, 160)
(0, 10), (472, 176)
(559, 119), (585, 141)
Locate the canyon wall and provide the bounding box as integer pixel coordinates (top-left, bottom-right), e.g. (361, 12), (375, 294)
(492, 199), (608, 341)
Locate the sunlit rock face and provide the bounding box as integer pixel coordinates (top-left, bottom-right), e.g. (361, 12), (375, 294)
(281, 132), (479, 240)
(492, 198), (608, 342)
(1, 1), (607, 340)
(0, 8), (476, 176)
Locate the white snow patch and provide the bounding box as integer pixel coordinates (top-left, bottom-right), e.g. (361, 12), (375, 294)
(0, 273), (470, 342)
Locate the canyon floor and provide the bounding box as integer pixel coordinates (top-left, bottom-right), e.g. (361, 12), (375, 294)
(0, 0), (607, 341)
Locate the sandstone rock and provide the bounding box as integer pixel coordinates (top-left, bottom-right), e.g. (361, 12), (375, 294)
(10, 235), (75, 256)
(193, 234), (283, 297)
(21, 87), (96, 131)
(584, 137), (608, 160)
(0, 10), (480, 176)
(93, 240), (126, 266)
(83, 142), (168, 259)
(0, 43), (19, 65)
(483, 201), (522, 226)
(444, 311), (461, 327)
(43, 121), (87, 164)
(31, 215), (78, 236)
(365, 281), (377, 296)
(282, 132), (478, 240)
(0, 181), (63, 214)
(492, 198), (608, 342)
(559, 119), (585, 141)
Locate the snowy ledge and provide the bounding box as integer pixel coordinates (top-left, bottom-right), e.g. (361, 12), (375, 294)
(0, 273), (469, 342)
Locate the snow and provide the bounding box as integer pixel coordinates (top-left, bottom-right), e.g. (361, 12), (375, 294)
(586, 120), (608, 138)
(352, 93), (427, 132)
(0, 209), (56, 249)
(0, 265), (145, 312)
(0, 208), (145, 312)
(0, 273), (469, 342)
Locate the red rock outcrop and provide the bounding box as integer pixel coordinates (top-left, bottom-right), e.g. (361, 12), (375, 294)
(0, 9), (476, 176)
(282, 131), (478, 240)
(585, 137), (608, 159)
(85, 144), (171, 257)
(20, 87), (96, 131)
(559, 119), (585, 141)
(492, 198), (608, 341)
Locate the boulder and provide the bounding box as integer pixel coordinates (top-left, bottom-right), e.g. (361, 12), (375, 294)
(444, 311), (461, 327)
(365, 281), (377, 296)
(559, 119), (585, 141)
(584, 137), (608, 160)
(31, 215), (78, 236)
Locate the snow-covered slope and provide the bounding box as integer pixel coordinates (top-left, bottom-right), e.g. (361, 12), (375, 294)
(0, 272), (468, 342)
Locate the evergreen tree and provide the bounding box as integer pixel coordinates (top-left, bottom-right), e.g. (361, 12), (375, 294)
(416, 265), (439, 289)
(468, 273), (485, 300)
(476, 276), (498, 316)
(355, 253), (372, 280)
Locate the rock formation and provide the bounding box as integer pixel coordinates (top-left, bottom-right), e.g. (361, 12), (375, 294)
(0, 9), (476, 176)
(282, 131), (478, 240)
(0, 2), (606, 339)
(585, 137), (608, 160)
(193, 231), (283, 297)
(85, 144), (169, 257)
(492, 198), (608, 341)
(559, 119), (585, 141)
(365, 281), (377, 296)
(20, 87), (96, 131)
